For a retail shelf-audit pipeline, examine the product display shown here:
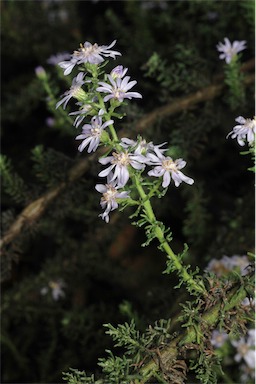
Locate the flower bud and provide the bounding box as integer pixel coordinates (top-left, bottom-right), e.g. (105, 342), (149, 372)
(35, 66), (47, 80)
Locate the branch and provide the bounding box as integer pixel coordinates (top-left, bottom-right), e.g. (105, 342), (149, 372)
(0, 154), (96, 251)
(139, 279), (252, 382)
(1, 61), (254, 251)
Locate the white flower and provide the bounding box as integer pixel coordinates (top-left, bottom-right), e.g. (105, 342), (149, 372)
(216, 37), (247, 64)
(241, 297), (255, 308)
(231, 330), (255, 369)
(40, 279), (66, 301)
(110, 65), (128, 79)
(247, 329), (255, 346)
(69, 101), (94, 128)
(211, 330), (229, 348)
(121, 138), (167, 158)
(227, 116), (256, 146)
(97, 75), (142, 103)
(222, 255), (250, 276)
(47, 52), (71, 65)
(75, 115), (113, 153)
(74, 40), (121, 64)
(205, 258), (231, 277)
(56, 72), (85, 109)
(147, 152), (194, 188)
(205, 255), (250, 276)
(95, 175), (129, 223)
(98, 151), (146, 187)
(58, 57), (78, 76)
(59, 40), (121, 75)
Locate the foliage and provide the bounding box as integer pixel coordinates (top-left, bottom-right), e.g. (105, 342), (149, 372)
(1, 1), (255, 384)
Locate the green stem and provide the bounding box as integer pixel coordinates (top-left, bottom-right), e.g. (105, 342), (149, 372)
(108, 123), (119, 143)
(133, 173), (205, 295)
(103, 113), (204, 295)
(97, 94), (119, 144)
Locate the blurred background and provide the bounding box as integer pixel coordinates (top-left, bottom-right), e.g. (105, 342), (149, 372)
(1, 0), (254, 382)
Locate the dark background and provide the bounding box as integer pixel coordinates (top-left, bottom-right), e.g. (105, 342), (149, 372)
(1, 1), (254, 382)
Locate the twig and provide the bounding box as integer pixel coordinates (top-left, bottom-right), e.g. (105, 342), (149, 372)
(0, 62), (254, 252)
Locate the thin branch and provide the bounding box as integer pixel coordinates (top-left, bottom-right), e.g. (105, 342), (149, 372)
(0, 62), (254, 252)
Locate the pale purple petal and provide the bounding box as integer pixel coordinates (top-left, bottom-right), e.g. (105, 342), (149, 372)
(162, 171), (171, 188)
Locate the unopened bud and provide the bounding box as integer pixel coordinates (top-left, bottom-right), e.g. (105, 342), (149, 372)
(35, 66), (47, 80)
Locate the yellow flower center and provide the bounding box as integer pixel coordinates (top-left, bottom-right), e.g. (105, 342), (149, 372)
(112, 152), (130, 166)
(102, 185), (117, 202)
(74, 43), (100, 58)
(162, 159), (177, 172)
(91, 126), (101, 137)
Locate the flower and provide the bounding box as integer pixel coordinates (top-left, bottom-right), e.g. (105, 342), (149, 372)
(45, 117), (55, 127)
(216, 37), (246, 64)
(227, 116), (256, 146)
(205, 254), (250, 277)
(221, 255), (250, 276)
(56, 72), (85, 109)
(47, 52), (71, 65)
(241, 297), (255, 308)
(240, 363), (255, 383)
(147, 152), (194, 188)
(121, 138), (167, 158)
(205, 258), (231, 277)
(211, 330), (229, 348)
(69, 101), (94, 128)
(75, 115), (113, 153)
(110, 65), (128, 79)
(96, 75), (142, 103)
(98, 151), (146, 187)
(231, 330), (255, 369)
(58, 57), (78, 76)
(40, 279), (66, 300)
(95, 175), (129, 223)
(59, 40), (121, 75)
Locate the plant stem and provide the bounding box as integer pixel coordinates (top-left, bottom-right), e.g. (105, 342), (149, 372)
(132, 173), (205, 295)
(104, 118), (205, 295)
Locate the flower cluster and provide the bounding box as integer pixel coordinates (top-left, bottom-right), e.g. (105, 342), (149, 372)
(56, 40), (195, 222)
(227, 116), (255, 146)
(97, 138), (194, 221)
(216, 37), (246, 64)
(210, 328), (255, 383)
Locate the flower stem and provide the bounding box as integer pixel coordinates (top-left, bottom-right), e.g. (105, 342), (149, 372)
(107, 120), (205, 295)
(133, 173), (205, 295)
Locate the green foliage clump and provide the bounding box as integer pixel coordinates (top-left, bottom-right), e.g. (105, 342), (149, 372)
(0, 155), (29, 204)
